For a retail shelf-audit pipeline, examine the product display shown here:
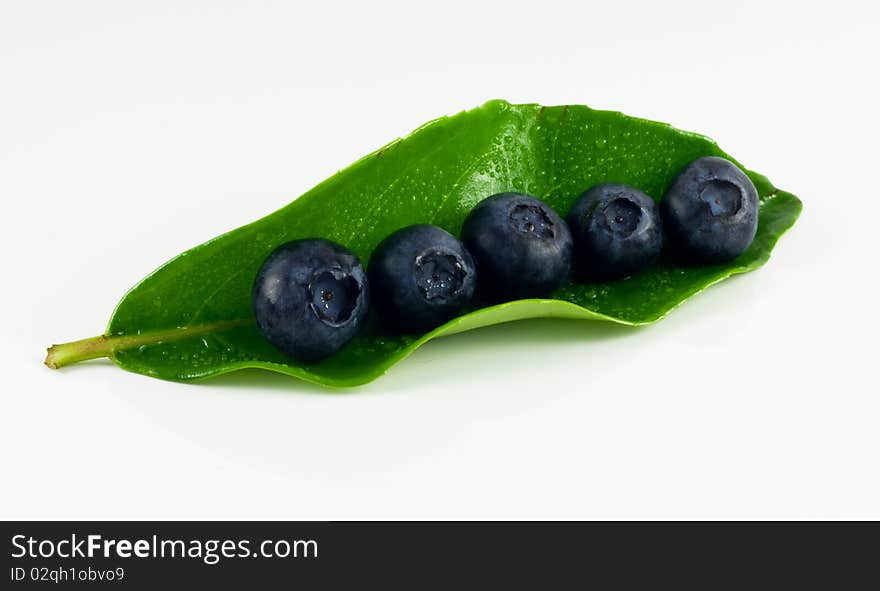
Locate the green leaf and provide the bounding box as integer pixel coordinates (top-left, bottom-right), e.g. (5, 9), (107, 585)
(46, 100), (802, 387)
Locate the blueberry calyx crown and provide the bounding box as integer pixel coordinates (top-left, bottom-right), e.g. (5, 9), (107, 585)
(509, 203), (555, 239)
(602, 197), (643, 236)
(307, 268), (361, 326)
(700, 179), (742, 217)
(414, 249), (468, 301)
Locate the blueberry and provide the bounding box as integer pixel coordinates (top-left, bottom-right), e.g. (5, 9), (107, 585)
(661, 156), (759, 263)
(567, 183), (663, 280)
(368, 224), (476, 332)
(252, 238), (369, 362)
(461, 192), (573, 299)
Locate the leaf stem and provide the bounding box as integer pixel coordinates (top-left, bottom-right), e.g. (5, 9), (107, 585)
(45, 335), (113, 368)
(45, 319), (253, 369)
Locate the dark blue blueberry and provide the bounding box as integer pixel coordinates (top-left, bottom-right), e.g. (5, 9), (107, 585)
(252, 239), (369, 362)
(661, 156), (759, 263)
(567, 183), (663, 281)
(461, 192), (573, 299)
(368, 224), (476, 332)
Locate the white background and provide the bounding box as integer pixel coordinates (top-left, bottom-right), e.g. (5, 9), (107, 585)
(1, 1), (878, 519)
